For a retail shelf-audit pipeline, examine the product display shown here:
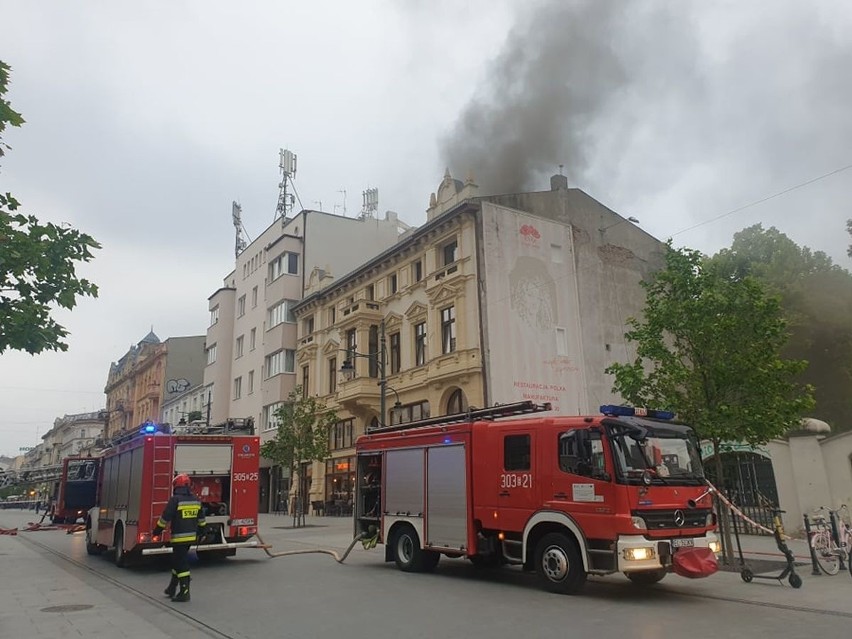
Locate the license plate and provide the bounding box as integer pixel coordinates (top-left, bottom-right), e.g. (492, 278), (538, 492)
(672, 538), (694, 548)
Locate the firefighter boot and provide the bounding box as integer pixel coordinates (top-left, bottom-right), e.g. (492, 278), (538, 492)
(163, 573), (178, 598)
(172, 576), (191, 602)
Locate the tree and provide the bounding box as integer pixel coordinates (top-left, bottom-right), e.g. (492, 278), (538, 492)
(848, 219), (851, 258)
(606, 243), (814, 561)
(0, 61), (100, 354)
(259, 387), (338, 527)
(714, 224), (852, 432)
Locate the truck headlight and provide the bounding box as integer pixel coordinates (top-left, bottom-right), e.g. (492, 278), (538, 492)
(623, 547), (656, 561)
(709, 540), (721, 554)
(631, 516), (647, 530)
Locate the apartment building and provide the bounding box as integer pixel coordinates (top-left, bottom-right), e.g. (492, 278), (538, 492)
(291, 171), (666, 510)
(103, 331), (206, 440)
(203, 208), (407, 511)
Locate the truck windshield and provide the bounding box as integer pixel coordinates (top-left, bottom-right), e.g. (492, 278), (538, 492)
(609, 425), (704, 485)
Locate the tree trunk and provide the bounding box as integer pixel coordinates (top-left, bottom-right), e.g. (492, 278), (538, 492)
(712, 439), (734, 565)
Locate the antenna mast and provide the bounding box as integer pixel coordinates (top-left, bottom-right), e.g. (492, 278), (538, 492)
(360, 187), (378, 220)
(232, 201), (248, 257)
(275, 148), (297, 221)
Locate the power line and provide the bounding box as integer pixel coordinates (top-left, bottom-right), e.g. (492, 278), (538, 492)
(670, 163), (852, 238)
(0, 386), (103, 394)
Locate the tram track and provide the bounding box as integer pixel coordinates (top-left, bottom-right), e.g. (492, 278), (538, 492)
(17, 532), (240, 639)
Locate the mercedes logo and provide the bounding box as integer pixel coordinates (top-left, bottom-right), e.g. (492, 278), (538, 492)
(674, 509), (686, 527)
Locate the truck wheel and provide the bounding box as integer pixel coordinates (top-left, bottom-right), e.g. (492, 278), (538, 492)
(421, 549), (441, 573)
(393, 525), (426, 572)
(626, 569), (667, 585)
(113, 526), (127, 567)
(534, 532), (587, 594)
(85, 520), (102, 555)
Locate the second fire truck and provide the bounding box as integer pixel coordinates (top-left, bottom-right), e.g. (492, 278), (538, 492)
(354, 402), (719, 594)
(86, 422), (263, 566)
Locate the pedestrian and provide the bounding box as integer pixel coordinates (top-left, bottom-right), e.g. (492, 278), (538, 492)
(153, 473), (206, 602)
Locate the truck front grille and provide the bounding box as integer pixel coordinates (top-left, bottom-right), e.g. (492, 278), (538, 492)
(634, 509), (709, 529)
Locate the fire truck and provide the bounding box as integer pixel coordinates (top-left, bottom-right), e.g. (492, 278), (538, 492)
(85, 422), (263, 567)
(52, 456), (100, 524)
(354, 401), (719, 594)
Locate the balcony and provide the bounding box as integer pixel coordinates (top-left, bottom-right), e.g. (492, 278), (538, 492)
(339, 300), (383, 327)
(336, 376), (381, 411)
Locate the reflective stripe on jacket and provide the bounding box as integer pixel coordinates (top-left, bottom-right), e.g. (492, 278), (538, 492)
(155, 487), (206, 544)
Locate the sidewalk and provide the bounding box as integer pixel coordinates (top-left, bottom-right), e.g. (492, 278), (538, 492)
(0, 510), (175, 638)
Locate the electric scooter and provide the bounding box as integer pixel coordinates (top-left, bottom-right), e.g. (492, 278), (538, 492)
(736, 506), (802, 588)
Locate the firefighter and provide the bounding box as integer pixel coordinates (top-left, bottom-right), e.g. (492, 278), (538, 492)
(153, 473), (206, 602)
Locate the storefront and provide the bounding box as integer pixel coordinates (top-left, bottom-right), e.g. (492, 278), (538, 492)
(325, 456), (355, 516)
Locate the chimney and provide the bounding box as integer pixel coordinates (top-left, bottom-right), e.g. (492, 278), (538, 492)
(550, 174), (568, 191)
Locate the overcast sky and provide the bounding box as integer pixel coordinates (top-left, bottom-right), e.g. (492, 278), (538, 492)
(2, 1), (851, 457)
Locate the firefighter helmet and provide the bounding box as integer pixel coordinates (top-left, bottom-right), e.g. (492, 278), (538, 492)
(173, 473), (191, 488)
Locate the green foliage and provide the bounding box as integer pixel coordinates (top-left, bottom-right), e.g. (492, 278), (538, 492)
(0, 60), (100, 354)
(848, 219), (852, 259)
(0, 61), (25, 159)
(187, 410), (203, 422)
(714, 224), (852, 431)
(606, 242), (814, 447)
(259, 386), (337, 475)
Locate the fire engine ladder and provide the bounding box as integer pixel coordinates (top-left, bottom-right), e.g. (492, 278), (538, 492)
(367, 401), (553, 435)
(150, 438), (174, 525)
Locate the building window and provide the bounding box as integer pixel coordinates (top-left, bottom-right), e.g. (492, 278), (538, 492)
(269, 251), (299, 281)
(237, 295), (246, 317)
(250, 328), (257, 351)
(264, 402), (283, 431)
(252, 286), (258, 308)
(303, 315), (315, 336)
(328, 357), (337, 394)
(233, 376), (242, 400)
(368, 325), (379, 378)
(441, 306), (456, 353)
(329, 419), (354, 451)
(389, 332), (401, 374)
(265, 349), (296, 378)
(248, 370), (254, 395)
(447, 388), (467, 414)
(301, 366), (310, 397)
(412, 260), (423, 283)
(235, 335), (244, 358)
(206, 343), (217, 365)
(441, 238), (458, 266)
(556, 327), (568, 356)
(268, 300), (297, 328)
(391, 400), (431, 425)
(209, 306), (219, 326)
(366, 284), (374, 301)
(414, 322), (426, 366)
(328, 307), (336, 326)
(345, 329), (357, 366)
(388, 273), (397, 295)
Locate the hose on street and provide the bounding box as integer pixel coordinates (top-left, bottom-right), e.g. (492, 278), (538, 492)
(254, 530), (372, 563)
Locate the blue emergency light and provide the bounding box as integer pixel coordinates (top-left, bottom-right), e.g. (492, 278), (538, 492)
(139, 421), (170, 435)
(599, 405), (675, 420)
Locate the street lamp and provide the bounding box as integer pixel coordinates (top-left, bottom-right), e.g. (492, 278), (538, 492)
(599, 216), (640, 236)
(339, 319), (401, 429)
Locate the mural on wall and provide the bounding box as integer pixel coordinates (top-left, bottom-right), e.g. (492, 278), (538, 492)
(166, 378), (191, 395)
(482, 203), (584, 413)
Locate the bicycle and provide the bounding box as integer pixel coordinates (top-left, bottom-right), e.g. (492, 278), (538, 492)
(809, 505), (852, 576)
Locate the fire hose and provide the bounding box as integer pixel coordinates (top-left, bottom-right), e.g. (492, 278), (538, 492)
(253, 527), (376, 563)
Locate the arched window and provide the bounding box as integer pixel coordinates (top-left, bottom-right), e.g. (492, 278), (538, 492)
(447, 389), (467, 414)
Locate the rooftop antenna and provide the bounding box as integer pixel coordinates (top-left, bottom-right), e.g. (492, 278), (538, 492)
(337, 189), (347, 216)
(232, 201), (248, 257)
(360, 187), (378, 220)
(275, 148), (297, 221)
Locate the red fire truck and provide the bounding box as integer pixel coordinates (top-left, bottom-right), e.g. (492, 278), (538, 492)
(354, 402), (719, 594)
(85, 422), (263, 567)
(52, 456), (100, 524)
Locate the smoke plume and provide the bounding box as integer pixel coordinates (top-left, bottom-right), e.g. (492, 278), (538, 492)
(440, 0), (631, 194)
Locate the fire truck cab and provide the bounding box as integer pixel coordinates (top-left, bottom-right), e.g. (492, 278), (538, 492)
(354, 402), (719, 594)
(86, 422), (263, 567)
